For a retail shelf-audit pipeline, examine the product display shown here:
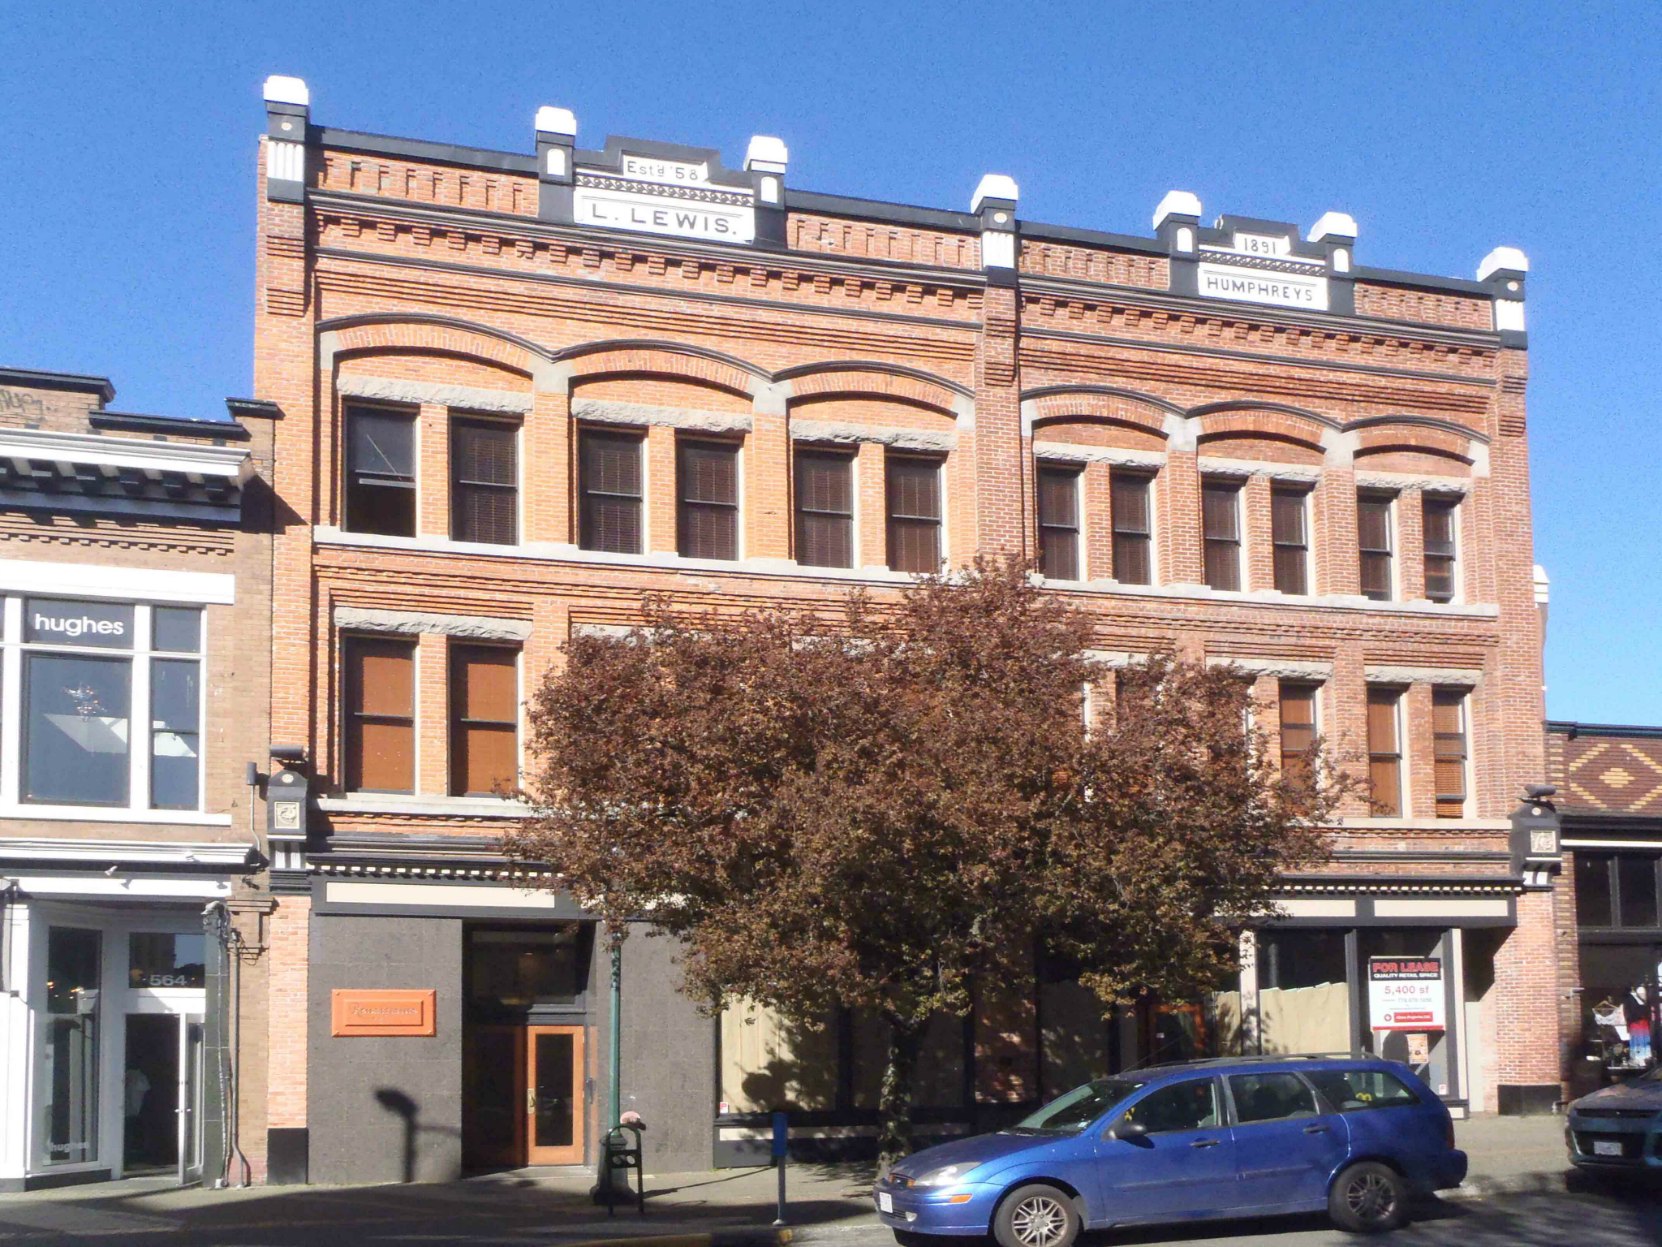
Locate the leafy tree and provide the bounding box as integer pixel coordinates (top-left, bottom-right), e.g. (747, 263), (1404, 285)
(510, 559), (1335, 1164)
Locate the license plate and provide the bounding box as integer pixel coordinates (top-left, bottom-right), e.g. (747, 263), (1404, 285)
(878, 1192), (894, 1213)
(1593, 1140), (1623, 1156)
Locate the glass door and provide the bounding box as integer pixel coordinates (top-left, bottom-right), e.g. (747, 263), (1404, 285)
(179, 1016), (204, 1186)
(462, 1025), (526, 1169)
(524, 1025), (584, 1165)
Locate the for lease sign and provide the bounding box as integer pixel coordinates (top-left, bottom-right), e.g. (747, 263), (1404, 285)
(1367, 957), (1445, 1032)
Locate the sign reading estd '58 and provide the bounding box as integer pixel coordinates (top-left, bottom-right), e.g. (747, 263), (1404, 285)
(1367, 957), (1446, 1032)
(572, 152), (755, 244)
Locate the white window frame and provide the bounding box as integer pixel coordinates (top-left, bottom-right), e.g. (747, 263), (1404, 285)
(1036, 459), (1084, 582)
(0, 597), (207, 818)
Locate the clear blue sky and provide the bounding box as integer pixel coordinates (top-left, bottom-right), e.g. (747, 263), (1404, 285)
(1, 3), (1656, 722)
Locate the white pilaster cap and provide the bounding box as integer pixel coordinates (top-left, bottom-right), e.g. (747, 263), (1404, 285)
(1533, 563), (1550, 606)
(535, 106), (578, 139)
(1308, 211), (1358, 243)
(1478, 245), (1530, 281)
(263, 75), (310, 107)
(745, 135), (789, 172)
(1152, 189), (1202, 229)
(971, 173), (1019, 213)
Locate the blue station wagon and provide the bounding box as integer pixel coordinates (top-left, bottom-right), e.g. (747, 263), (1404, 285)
(874, 1057), (1466, 1243)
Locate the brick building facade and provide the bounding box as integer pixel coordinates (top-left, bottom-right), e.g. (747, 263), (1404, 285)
(0, 367), (276, 1188)
(250, 75), (1561, 1183)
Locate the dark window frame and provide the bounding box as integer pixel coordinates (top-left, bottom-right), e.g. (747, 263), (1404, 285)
(676, 436), (741, 561)
(1576, 853), (1662, 931)
(577, 427), (645, 555)
(1271, 484), (1311, 595)
(450, 414), (520, 546)
(1423, 494), (1459, 603)
(1366, 686), (1404, 816)
(794, 446), (855, 569)
(1358, 491), (1396, 601)
(1201, 478), (1243, 592)
(885, 453), (944, 574)
(1036, 462), (1082, 581)
(1432, 688), (1469, 818)
(1110, 470), (1153, 585)
(343, 403), (418, 537)
(1278, 681), (1318, 788)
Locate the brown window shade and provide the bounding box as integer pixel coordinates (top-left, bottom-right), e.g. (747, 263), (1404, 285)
(578, 429), (644, 554)
(1366, 687), (1402, 816)
(1279, 682), (1317, 787)
(794, 449), (854, 568)
(1432, 688), (1468, 818)
(1271, 486), (1310, 595)
(1110, 471), (1152, 585)
(344, 405), (417, 536)
(1423, 496), (1458, 603)
(886, 455), (942, 573)
(677, 439), (740, 560)
(449, 644), (519, 797)
(1202, 480), (1242, 591)
(1036, 464), (1082, 580)
(1358, 493), (1394, 601)
(451, 417), (519, 545)
(343, 636), (415, 793)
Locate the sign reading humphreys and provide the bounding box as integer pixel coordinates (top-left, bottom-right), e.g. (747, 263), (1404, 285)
(1367, 957), (1446, 1032)
(573, 152), (755, 244)
(1196, 261), (1329, 311)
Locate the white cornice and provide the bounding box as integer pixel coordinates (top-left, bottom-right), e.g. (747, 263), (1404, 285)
(0, 837), (254, 865)
(0, 428), (250, 480)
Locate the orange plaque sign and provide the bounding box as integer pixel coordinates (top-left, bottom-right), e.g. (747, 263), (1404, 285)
(330, 989), (436, 1037)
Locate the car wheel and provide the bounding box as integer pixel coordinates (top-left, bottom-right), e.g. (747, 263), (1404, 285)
(1328, 1161), (1408, 1234)
(993, 1183), (1080, 1247)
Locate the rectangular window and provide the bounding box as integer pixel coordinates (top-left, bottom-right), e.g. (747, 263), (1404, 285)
(1578, 853), (1662, 929)
(1618, 855), (1660, 929)
(1278, 682), (1317, 788)
(1366, 687), (1403, 816)
(677, 439), (740, 561)
(794, 448), (854, 569)
(1036, 464), (1082, 580)
(1201, 479), (1242, 591)
(344, 405), (417, 537)
(1358, 493), (1394, 601)
(886, 455), (942, 574)
(578, 429), (644, 554)
(1110, 471), (1152, 585)
(1271, 485), (1310, 595)
(449, 644), (519, 797)
(1423, 495), (1458, 603)
(451, 417), (519, 545)
(1432, 689), (1468, 818)
(343, 635), (415, 793)
(1575, 853), (1614, 928)
(43, 927), (101, 1165)
(24, 651), (131, 806)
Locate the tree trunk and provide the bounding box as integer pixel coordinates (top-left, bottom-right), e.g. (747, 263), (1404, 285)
(877, 1016), (923, 1171)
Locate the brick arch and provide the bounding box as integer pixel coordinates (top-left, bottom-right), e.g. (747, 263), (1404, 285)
(554, 339), (763, 397)
(1023, 386), (1178, 439)
(1350, 419), (1477, 464)
(776, 361), (970, 414)
(318, 313), (543, 378)
(1189, 401), (1337, 453)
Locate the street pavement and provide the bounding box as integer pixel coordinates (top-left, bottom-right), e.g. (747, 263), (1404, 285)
(0, 1115), (1657, 1245)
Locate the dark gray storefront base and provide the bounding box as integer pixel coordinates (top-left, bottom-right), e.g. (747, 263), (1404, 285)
(619, 927), (716, 1173)
(307, 914), (466, 1184)
(1498, 1084), (1562, 1115)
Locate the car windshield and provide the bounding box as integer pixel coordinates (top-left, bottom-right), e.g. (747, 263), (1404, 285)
(1008, 1079), (1146, 1135)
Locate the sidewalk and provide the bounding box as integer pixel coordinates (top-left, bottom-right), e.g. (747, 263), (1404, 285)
(0, 1114), (1575, 1244)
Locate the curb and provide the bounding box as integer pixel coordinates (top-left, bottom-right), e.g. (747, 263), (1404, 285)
(560, 1231), (795, 1247)
(1436, 1171), (1570, 1202)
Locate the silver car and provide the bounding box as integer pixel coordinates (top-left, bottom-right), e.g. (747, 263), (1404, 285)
(1567, 1067), (1662, 1172)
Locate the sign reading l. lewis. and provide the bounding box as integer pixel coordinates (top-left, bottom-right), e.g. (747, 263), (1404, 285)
(1367, 957), (1445, 1032)
(573, 151), (755, 244)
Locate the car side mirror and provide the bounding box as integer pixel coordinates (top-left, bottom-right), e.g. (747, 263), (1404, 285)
(1112, 1119), (1148, 1141)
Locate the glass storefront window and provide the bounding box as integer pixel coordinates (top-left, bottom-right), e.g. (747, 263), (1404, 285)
(128, 933), (206, 989)
(149, 659), (201, 810)
(466, 926), (585, 1009)
(1257, 930), (1351, 1057)
(42, 927), (101, 1165)
(24, 652), (132, 806)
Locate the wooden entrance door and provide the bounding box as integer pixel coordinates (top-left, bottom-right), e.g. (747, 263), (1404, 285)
(463, 1026), (525, 1169)
(525, 1025), (585, 1165)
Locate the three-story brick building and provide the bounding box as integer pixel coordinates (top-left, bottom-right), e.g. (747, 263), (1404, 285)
(251, 75), (1559, 1184)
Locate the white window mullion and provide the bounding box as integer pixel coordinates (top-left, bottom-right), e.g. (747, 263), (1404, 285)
(1, 596), (21, 807)
(129, 607), (152, 811)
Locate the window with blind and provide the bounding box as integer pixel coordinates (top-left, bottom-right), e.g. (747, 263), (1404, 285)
(886, 455), (943, 573)
(677, 439), (740, 560)
(1271, 485), (1310, 595)
(1423, 495), (1459, 603)
(449, 644), (519, 797)
(1366, 687), (1403, 816)
(1036, 464), (1082, 580)
(451, 416), (519, 545)
(1358, 493), (1395, 600)
(1279, 682), (1317, 788)
(1432, 688), (1468, 818)
(344, 405), (417, 536)
(578, 429), (644, 554)
(794, 448), (854, 568)
(1111, 471), (1152, 584)
(343, 636), (415, 793)
(1576, 853), (1662, 930)
(1202, 479), (1242, 591)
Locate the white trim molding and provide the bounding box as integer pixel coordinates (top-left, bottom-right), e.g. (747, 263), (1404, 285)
(1208, 656), (1334, 680)
(0, 838), (253, 866)
(1354, 471), (1473, 494)
(1197, 456), (1322, 483)
(1032, 442), (1166, 469)
(333, 605), (532, 641)
(789, 419), (956, 452)
(572, 398), (753, 434)
(318, 794), (531, 819)
(1363, 665), (1483, 687)
(337, 374), (533, 415)
(0, 428), (250, 480)
(0, 558), (235, 605)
